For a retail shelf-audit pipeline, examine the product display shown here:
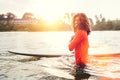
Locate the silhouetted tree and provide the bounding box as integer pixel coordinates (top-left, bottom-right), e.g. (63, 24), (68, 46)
(6, 12), (16, 20)
(0, 14), (6, 20)
(95, 15), (100, 23)
(63, 13), (70, 24)
(89, 18), (94, 28)
(22, 12), (35, 19)
(93, 14), (120, 30)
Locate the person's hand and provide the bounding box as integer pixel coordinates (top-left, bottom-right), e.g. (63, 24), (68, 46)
(69, 35), (74, 42)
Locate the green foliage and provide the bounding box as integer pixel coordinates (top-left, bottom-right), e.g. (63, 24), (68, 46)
(93, 15), (120, 30)
(0, 21), (14, 31)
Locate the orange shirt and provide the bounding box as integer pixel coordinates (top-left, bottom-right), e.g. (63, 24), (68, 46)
(69, 30), (89, 65)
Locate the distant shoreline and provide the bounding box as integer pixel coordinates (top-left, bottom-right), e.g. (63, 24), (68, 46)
(0, 30), (120, 32)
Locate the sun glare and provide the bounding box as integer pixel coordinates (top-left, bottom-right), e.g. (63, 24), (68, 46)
(33, 0), (65, 24)
(35, 12), (61, 24)
(41, 13), (60, 24)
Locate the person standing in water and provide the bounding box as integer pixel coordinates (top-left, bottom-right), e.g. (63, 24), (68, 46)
(69, 13), (91, 69)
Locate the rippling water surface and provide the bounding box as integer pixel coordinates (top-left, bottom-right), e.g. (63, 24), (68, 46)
(0, 31), (120, 80)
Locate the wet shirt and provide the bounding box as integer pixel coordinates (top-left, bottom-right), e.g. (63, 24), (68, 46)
(69, 30), (89, 65)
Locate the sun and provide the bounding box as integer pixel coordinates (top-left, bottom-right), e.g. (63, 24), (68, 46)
(41, 12), (61, 24)
(35, 9), (63, 24)
(33, 0), (65, 24)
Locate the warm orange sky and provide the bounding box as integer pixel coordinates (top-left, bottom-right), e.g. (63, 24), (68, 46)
(1, 0), (120, 21)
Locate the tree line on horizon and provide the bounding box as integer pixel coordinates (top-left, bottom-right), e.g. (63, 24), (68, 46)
(0, 12), (120, 31)
(0, 12), (71, 31)
(92, 14), (120, 30)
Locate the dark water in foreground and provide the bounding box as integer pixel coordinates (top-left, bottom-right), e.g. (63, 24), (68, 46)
(0, 31), (120, 80)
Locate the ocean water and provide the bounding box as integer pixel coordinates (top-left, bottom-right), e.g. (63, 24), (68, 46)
(0, 31), (120, 80)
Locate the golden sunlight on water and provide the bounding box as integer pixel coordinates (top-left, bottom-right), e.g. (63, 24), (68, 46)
(88, 54), (120, 79)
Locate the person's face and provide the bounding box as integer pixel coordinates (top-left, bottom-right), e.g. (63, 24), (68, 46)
(74, 16), (80, 28)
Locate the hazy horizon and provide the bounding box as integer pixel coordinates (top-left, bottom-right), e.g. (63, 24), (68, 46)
(0, 0), (120, 22)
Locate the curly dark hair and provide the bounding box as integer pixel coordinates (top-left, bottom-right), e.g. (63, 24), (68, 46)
(72, 13), (91, 35)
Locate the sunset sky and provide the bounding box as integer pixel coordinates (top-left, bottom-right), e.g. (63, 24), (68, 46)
(0, 0), (120, 22)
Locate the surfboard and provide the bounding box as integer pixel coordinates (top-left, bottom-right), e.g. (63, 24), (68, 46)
(8, 50), (73, 57)
(8, 50), (120, 57)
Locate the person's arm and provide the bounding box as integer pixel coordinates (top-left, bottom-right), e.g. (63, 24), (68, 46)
(69, 35), (75, 42)
(69, 30), (84, 51)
